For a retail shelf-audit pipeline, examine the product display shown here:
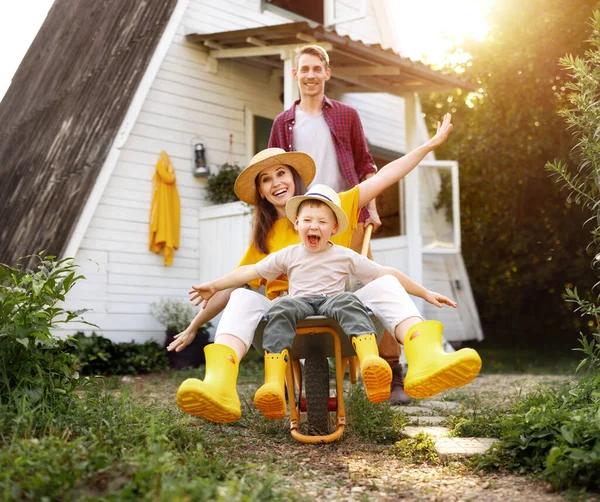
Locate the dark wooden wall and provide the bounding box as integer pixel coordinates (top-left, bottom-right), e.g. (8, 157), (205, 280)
(0, 0), (177, 267)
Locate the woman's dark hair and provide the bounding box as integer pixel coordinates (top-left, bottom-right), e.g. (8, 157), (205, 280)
(251, 166), (307, 254)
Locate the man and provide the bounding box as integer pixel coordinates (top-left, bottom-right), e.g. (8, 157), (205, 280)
(268, 45), (411, 405)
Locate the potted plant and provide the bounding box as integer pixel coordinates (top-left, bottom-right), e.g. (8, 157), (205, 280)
(205, 163), (242, 204)
(150, 298), (211, 369)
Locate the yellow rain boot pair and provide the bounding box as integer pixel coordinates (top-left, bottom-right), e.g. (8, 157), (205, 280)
(176, 344), (241, 423)
(403, 321), (482, 398)
(253, 350), (289, 419)
(352, 334), (393, 403)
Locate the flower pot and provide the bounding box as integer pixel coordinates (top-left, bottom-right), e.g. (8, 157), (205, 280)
(164, 328), (210, 369)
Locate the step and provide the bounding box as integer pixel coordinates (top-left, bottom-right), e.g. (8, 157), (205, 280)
(400, 425), (498, 459)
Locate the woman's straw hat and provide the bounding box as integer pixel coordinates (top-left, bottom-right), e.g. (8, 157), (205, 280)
(234, 148), (316, 205)
(285, 184), (349, 235)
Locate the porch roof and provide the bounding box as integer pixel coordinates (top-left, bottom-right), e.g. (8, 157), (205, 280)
(186, 22), (474, 94)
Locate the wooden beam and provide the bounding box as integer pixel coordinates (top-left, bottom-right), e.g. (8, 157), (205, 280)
(335, 65), (401, 77)
(210, 42), (333, 59)
(296, 32), (317, 44)
(203, 40), (224, 50)
(246, 36), (268, 47)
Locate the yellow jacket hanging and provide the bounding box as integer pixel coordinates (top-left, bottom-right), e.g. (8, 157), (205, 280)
(149, 151), (180, 266)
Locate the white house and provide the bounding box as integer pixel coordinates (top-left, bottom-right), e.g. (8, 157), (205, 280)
(0, 0), (482, 346)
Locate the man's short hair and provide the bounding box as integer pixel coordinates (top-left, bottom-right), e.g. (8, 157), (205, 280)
(295, 45), (330, 69)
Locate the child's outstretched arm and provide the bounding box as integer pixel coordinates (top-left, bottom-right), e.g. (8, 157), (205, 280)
(376, 266), (457, 309)
(190, 265), (262, 306)
(357, 114), (453, 208)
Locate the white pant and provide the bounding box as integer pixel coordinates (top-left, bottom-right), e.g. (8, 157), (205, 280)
(215, 274), (422, 350)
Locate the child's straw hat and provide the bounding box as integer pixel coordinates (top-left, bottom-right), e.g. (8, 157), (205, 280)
(285, 184), (349, 234)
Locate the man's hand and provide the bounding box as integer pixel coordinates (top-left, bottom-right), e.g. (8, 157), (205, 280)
(167, 327), (197, 352)
(427, 113), (453, 150)
(189, 282), (217, 308)
(423, 290), (457, 309)
(364, 202), (382, 231)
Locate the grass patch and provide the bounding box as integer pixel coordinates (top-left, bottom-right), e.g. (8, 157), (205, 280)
(476, 346), (580, 375)
(0, 382), (300, 501)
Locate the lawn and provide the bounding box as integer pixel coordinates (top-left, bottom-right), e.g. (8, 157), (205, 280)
(1, 349), (586, 501)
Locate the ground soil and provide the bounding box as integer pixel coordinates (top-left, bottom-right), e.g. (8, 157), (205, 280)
(128, 372), (596, 502)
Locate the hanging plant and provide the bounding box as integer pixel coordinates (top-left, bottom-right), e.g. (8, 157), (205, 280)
(205, 163), (243, 204)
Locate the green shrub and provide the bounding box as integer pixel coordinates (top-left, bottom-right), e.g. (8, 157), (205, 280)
(73, 332), (169, 375)
(447, 407), (503, 439)
(150, 297), (197, 332)
(0, 254), (87, 413)
(389, 432), (439, 464)
(205, 163), (243, 204)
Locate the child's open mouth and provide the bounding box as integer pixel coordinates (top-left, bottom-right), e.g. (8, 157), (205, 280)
(308, 234), (320, 247)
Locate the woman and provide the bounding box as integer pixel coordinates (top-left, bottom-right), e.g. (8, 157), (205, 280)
(170, 114), (482, 423)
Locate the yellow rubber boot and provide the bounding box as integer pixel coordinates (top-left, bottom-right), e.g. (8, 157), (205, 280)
(352, 334), (392, 403)
(403, 321), (482, 398)
(176, 344), (241, 423)
(253, 350), (289, 419)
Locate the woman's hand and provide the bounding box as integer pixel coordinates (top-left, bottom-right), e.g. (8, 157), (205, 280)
(189, 282), (217, 307)
(167, 327), (197, 352)
(423, 290), (457, 309)
(427, 113), (453, 150)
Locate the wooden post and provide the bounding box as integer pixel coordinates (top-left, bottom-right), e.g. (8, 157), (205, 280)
(402, 92), (424, 311)
(282, 50), (299, 112)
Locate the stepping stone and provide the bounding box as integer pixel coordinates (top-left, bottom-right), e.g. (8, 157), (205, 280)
(403, 426), (451, 438)
(396, 405), (436, 416)
(409, 415), (446, 426)
(435, 437), (498, 460)
(400, 425), (499, 459)
(419, 400), (463, 412)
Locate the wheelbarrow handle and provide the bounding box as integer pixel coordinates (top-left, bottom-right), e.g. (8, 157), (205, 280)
(360, 223), (374, 257)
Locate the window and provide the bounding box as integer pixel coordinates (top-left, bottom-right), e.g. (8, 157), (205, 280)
(254, 115), (274, 154)
(263, 0), (324, 24)
(371, 154), (405, 239)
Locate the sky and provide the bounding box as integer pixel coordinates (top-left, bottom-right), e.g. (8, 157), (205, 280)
(0, 0), (493, 102)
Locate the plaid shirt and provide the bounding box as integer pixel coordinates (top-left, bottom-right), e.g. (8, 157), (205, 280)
(268, 96), (376, 222)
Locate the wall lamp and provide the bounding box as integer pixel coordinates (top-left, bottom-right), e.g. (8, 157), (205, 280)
(192, 140), (209, 178)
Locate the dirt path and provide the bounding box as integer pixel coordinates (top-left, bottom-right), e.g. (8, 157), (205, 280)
(130, 372), (594, 501)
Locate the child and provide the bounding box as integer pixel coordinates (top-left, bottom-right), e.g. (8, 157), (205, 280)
(181, 184), (458, 419)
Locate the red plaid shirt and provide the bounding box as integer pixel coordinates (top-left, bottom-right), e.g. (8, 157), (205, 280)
(268, 96), (376, 222)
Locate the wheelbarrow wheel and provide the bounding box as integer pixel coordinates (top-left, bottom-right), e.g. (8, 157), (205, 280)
(304, 353), (329, 435)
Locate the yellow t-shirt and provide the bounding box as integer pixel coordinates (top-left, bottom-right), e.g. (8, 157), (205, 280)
(237, 186), (361, 299)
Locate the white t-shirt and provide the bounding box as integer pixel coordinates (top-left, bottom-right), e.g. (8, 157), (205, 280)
(255, 243), (382, 297)
(293, 106), (350, 192)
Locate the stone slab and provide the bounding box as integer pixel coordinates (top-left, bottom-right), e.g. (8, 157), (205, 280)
(435, 437), (499, 460)
(402, 426), (451, 438)
(409, 415), (447, 426)
(396, 405), (436, 416)
(419, 400), (463, 412)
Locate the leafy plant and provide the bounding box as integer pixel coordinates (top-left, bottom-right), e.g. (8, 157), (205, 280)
(0, 253), (88, 412)
(447, 407), (503, 439)
(346, 386), (407, 443)
(205, 163), (243, 204)
(150, 297), (197, 332)
(389, 431), (439, 464)
(73, 332), (169, 375)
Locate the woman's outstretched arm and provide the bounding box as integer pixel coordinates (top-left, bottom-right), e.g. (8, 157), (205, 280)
(357, 114), (453, 207)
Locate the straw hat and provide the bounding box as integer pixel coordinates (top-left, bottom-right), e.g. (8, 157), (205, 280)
(285, 184), (349, 235)
(234, 148), (316, 205)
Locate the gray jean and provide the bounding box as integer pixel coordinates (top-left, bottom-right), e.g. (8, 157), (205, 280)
(263, 292), (376, 354)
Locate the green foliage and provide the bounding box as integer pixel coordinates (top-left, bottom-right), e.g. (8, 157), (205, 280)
(0, 385), (297, 501)
(447, 408), (503, 439)
(73, 332), (169, 375)
(205, 163), (243, 204)
(0, 254), (87, 413)
(389, 432), (439, 464)
(546, 10), (600, 346)
(345, 386), (408, 443)
(150, 297), (198, 332)
(421, 0), (599, 347)
(476, 375), (600, 491)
